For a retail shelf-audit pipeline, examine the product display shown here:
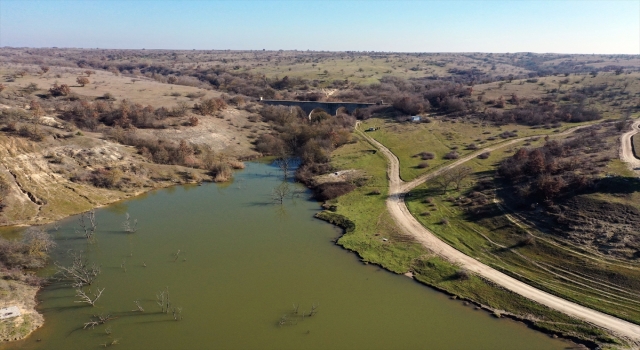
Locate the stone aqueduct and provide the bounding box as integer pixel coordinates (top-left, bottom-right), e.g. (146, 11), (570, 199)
(260, 99), (383, 117)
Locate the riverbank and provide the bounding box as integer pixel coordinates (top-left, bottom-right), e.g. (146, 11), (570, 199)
(318, 131), (628, 348)
(0, 280), (42, 342)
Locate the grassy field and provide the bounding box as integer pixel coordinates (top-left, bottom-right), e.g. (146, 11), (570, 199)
(322, 135), (617, 346)
(400, 127), (640, 327)
(0, 65), (221, 108)
(473, 72), (640, 118)
(358, 117), (595, 182)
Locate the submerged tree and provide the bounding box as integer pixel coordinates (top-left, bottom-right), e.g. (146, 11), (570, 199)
(55, 251), (101, 287)
(272, 182), (291, 204)
(77, 209), (98, 241)
(122, 212), (137, 233)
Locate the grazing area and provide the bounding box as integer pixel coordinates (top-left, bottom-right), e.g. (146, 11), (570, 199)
(1, 47), (639, 348)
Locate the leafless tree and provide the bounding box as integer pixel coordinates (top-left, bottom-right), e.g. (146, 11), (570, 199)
(274, 156), (292, 179)
(83, 314), (115, 329)
(40, 66), (50, 75)
(133, 300), (144, 312)
(74, 286), (105, 306)
(432, 171), (455, 194)
(172, 307), (183, 321)
(156, 287), (171, 313)
(272, 182), (291, 204)
(76, 209), (97, 240)
(450, 166), (473, 190)
(55, 251), (101, 287)
(122, 212), (137, 233)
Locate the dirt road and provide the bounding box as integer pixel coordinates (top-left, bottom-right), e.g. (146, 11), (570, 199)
(357, 126), (640, 342)
(620, 119), (640, 174)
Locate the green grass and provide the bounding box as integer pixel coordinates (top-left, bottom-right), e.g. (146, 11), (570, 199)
(323, 135), (620, 346)
(359, 117), (588, 182)
(404, 142), (640, 328)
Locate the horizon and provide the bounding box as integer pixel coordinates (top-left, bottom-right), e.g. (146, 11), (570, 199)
(1, 0), (638, 54)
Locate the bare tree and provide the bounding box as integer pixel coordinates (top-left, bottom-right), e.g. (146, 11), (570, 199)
(55, 251), (101, 287)
(172, 307), (183, 321)
(83, 314), (116, 329)
(133, 300), (144, 312)
(122, 212), (137, 233)
(76, 209), (97, 240)
(75, 286), (105, 306)
(450, 166), (473, 190)
(272, 182), (291, 204)
(274, 156), (292, 179)
(156, 287), (171, 313)
(432, 171), (455, 194)
(40, 66), (50, 75)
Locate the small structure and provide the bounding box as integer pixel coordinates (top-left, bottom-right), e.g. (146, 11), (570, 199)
(411, 116), (421, 122)
(0, 306), (21, 320)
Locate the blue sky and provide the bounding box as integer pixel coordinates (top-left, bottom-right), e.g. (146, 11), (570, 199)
(1, 0), (638, 54)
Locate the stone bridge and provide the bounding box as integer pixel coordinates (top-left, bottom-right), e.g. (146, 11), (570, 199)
(260, 99), (383, 117)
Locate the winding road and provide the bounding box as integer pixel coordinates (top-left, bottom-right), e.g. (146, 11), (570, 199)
(620, 119), (640, 174)
(357, 124), (640, 342)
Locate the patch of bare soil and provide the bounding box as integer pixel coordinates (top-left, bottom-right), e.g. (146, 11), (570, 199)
(0, 131), (209, 226)
(0, 280), (42, 342)
(543, 195), (640, 259)
(312, 169), (365, 185)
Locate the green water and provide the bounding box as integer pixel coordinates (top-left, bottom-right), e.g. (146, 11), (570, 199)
(3, 163), (569, 350)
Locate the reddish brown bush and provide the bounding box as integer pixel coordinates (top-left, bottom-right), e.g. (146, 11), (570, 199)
(188, 116), (199, 126)
(49, 83), (71, 96)
(76, 77), (90, 87)
(314, 182), (356, 201)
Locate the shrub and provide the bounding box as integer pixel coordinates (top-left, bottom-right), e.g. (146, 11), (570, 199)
(439, 218), (450, 225)
(194, 97), (226, 116)
(49, 83), (71, 96)
(90, 168), (123, 188)
(229, 160), (245, 169)
(477, 152), (490, 159)
(101, 92), (115, 101)
(188, 116), (199, 126)
(314, 182), (356, 201)
(185, 91), (206, 99)
(455, 269), (470, 280)
(417, 162), (429, 169)
(443, 151), (459, 160)
(418, 152), (435, 160)
(210, 162), (232, 182)
(76, 77), (90, 87)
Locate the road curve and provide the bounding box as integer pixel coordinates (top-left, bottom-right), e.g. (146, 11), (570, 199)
(357, 126), (640, 342)
(620, 119), (640, 173)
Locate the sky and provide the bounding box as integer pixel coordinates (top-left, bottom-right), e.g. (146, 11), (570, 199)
(1, 0), (638, 54)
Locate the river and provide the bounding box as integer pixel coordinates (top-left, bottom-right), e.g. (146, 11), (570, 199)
(2, 162), (570, 349)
